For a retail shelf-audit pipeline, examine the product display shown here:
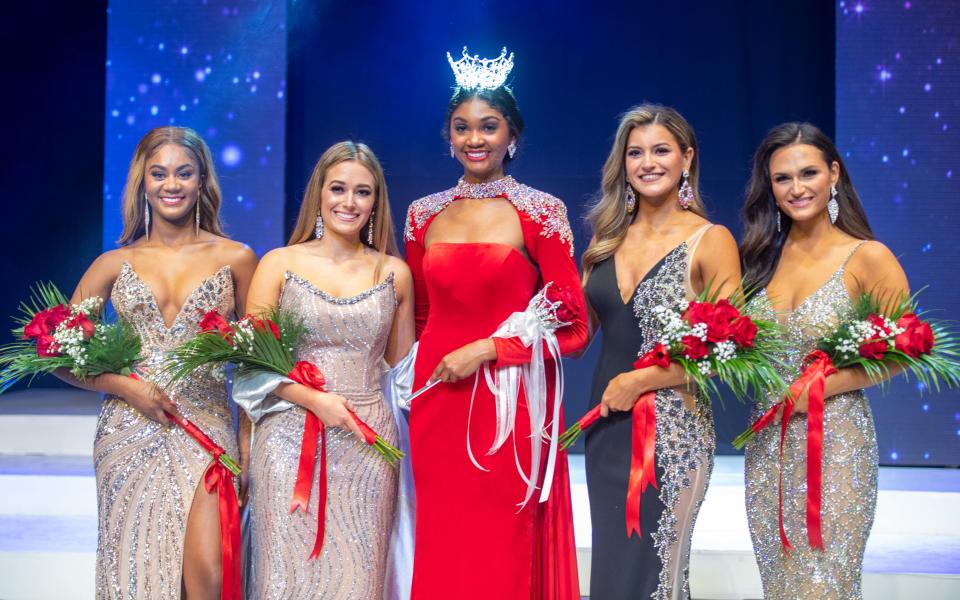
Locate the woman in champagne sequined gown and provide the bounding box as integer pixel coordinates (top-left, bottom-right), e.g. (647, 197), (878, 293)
(580, 105), (741, 600)
(240, 142), (414, 599)
(64, 126), (257, 599)
(739, 123), (909, 599)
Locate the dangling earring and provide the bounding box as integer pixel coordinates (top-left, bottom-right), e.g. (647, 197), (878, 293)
(624, 183), (637, 214)
(450, 143), (455, 159)
(776, 209), (782, 233)
(194, 200), (201, 237)
(144, 193), (151, 240)
(367, 211), (375, 246)
(827, 185), (840, 224)
(678, 170), (693, 210)
(314, 211), (324, 239)
(507, 142), (517, 159)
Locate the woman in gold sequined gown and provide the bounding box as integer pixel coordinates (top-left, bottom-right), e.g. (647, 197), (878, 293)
(241, 142), (415, 599)
(739, 123), (909, 599)
(60, 126), (258, 599)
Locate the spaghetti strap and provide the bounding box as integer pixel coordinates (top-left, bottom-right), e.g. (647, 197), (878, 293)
(839, 240), (869, 272)
(684, 223), (715, 298)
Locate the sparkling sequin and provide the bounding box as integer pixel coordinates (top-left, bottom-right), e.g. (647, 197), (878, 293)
(95, 262), (238, 599)
(248, 273), (398, 599)
(403, 175), (575, 253)
(745, 241), (876, 599)
(632, 242), (715, 600)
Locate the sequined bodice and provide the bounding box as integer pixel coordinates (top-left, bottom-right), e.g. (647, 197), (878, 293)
(111, 262), (235, 374)
(279, 272), (396, 397)
(631, 243), (689, 352)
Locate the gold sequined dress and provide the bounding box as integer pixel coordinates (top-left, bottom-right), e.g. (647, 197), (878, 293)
(247, 272), (399, 599)
(94, 262), (239, 599)
(745, 242), (877, 599)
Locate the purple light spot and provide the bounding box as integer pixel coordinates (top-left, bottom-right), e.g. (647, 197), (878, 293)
(922, 243), (932, 253)
(277, 90), (284, 99)
(934, 111), (941, 119)
(221, 145), (242, 167)
(901, 148), (909, 157)
(895, 52), (902, 60)
(924, 83), (932, 91)
(855, 3), (864, 13)
(924, 453), (930, 460)
(879, 69), (892, 81)
(236, 195), (244, 203)
(936, 57), (942, 64)
(125, 114), (135, 125)
(151, 73), (161, 84)
(137, 83), (148, 94)
(899, 106), (906, 114)
(890, 451), (899, 460)
(881, 155), (889, 163)
(250, 85), (258, 93)
(922, 403), (929, 411)
(904, 1), (911, 7)
(194, 69), (206, 82)
(253, 71), (261, 80)
(947, 170), (953, 178)
(180, 46), (189, 55)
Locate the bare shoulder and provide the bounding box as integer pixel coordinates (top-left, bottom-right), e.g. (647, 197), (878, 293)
(86, 247), (130, 279)
(207, 236), (257, 267)
(847, 240), (908, 292)
(382, 255), (413, 287)
(699, 223), (737, 247)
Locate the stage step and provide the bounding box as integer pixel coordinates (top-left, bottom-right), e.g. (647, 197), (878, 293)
(1, 389), (958, 599)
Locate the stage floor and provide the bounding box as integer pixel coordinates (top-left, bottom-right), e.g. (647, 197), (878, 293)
(1, 389), (958, 599)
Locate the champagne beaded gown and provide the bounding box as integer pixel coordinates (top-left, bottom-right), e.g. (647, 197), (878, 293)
(246, 271), (399, 599)
(94, 262), (239, 599)
(745, 241), (877, 599)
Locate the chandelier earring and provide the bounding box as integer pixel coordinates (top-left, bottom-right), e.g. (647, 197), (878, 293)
(776, 209), (782, 233)
(195, 201), (201, 237)
(367, 211), (375, 245)
(507, 142), (517, 159)
(144, 193), (151, 240)
(827, 185), (840, 224)
(450, 143), (456, 159)
(314, 211), (324, 239)
(678, 169), (694, 210)
(624, 182), (637, 214)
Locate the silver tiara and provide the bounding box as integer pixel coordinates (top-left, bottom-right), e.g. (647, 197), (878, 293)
(446, 46), (514, 90)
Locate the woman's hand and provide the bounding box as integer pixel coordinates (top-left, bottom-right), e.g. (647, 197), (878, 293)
(305, 390), (364, 439)
(118, 376), (180, 425)
(431, 339), (496, 383)
(600, 370), (646, 417)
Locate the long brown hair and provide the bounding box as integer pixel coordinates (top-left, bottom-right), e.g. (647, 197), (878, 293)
(739, 122), (874, 294)
(117, 126), (224, 244)
(289, 141), (399, 281)
(582, 104), (706, 280)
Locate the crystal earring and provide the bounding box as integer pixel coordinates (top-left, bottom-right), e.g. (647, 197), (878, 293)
(195, 200), (201, 236)
(367, 211), (375, 245)
(144, 193), (150, 240)
(450, 143), (455, 158)
(776, 209), (782, 233)
(314, 211), (324, 239)
(678, 170), (693, 210)
(827, 185), (839, 224)
(624, 183), (637, 214)
(507, 142), (517, 159)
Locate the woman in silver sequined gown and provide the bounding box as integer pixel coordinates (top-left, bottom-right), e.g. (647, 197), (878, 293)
(580, 106), (742, 600)
(739, 123), (909, 599)
(240, 142), (415, 599)
(62, 126), (258, 599)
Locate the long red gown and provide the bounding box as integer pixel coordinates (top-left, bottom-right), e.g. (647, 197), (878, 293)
(404, 176), (588, 599)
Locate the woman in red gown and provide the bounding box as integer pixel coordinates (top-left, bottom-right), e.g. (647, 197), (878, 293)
(404, 50), (588, 599)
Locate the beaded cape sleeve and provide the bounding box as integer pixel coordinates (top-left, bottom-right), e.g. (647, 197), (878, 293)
(403, 177), (588, 366)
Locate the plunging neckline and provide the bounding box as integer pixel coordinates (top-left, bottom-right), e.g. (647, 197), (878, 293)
(612, 242), (686, 306)
(120, 261), (232, 331)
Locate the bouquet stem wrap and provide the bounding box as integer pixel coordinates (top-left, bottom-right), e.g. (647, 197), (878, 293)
(469, 284), (566, 508)
(128, 373), (242, 599)
(740, 350), (836, 552)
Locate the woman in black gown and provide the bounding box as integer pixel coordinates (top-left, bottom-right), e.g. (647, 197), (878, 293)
(581, 105), (741, 599)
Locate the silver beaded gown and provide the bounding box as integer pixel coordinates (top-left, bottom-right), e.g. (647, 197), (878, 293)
(745, 241), (877, 599)
(94, 262), (239, 599)
(247, 272), (399, 599)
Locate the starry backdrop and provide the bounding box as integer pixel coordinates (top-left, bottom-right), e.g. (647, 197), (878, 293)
(837, 0), (959, 465)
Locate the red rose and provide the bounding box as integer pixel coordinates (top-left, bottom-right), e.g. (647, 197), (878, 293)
(23, 305), (71, 339)
(682, 301), (714, 325)
(705, 313), (733, 343)
(681, 335), (709, 360)
(866, 313), (892, 337)
(266, 319), (281, 340)
(545, 284), (579, 324)
(634, 343), (671, 369)
(859, 340), (888, 360)
(730, 316), (758, 348)
(35, 334), (60, 357)
(65, 313), (95, 339)
(288, 361), (327, 391)
(713, 299), (741, 322)
(894, 313), (934, 357)
(199, 311), (233, 339)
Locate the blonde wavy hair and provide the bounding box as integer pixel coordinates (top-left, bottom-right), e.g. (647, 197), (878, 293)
(582, 104), (706, 280)
(288, 141), (399, 281)
(117, 126), (224, 245)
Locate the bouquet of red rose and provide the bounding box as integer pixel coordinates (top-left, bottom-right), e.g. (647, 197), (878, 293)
(559, 290), (784, 537)
(166, 308), (403, 559)
(732, 291), (960, 552)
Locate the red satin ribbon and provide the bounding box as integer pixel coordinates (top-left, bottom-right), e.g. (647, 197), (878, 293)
(127, 373), (242, 598)
(747, 350), (835, 551)
(625, 345), (670, 538)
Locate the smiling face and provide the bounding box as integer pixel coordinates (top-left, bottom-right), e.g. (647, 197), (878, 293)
(624, 124), (693, 202)
(143, 143), (202, 225)
(319, 160), (376, 241)
(449, 97), (515, 183)
(768, 143), (839, 225)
